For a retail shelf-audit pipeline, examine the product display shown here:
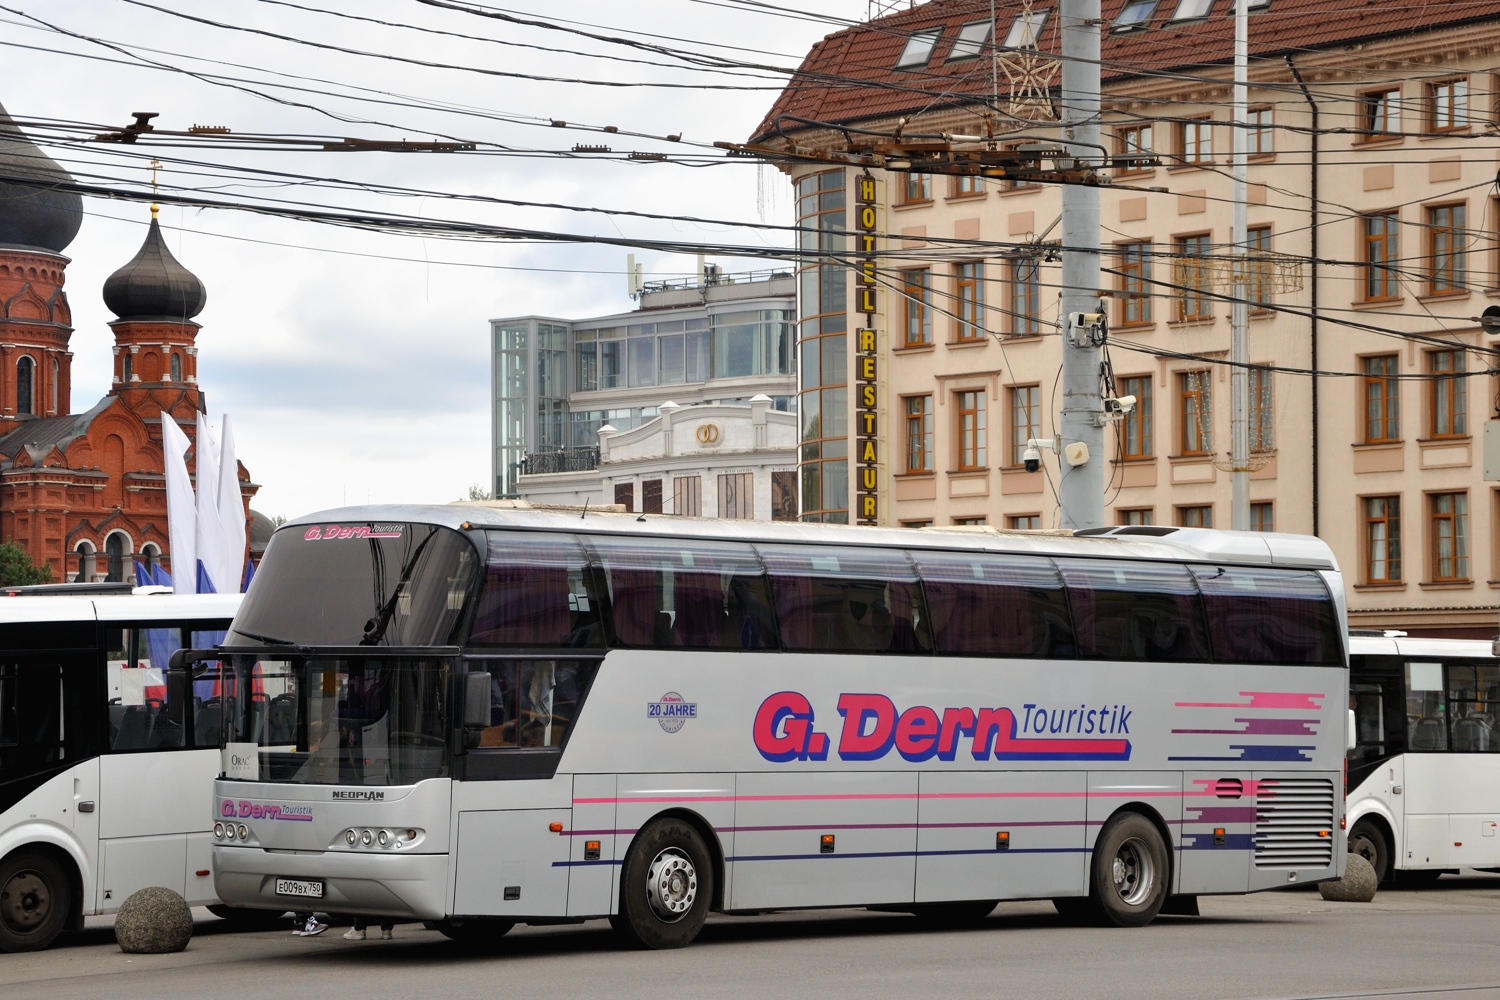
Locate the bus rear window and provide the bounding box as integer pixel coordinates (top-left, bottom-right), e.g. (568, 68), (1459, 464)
(471, 533), (604, 648)
(1056, 559), (1209, 662)
(910, 550), (1073, 658)
(1190, 565), (1342, 666)
(757, 544), (932, 654)
(588, 537), (776, 650)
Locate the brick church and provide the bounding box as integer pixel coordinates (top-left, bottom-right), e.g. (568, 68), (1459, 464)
(0, 102), (255, 583)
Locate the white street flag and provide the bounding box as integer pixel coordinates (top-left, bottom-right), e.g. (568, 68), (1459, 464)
(160, 412), (197, 594)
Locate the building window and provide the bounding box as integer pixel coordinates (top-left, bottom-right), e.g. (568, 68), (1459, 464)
(1430, 492), (1470, 581)
(1177, 118), (1212, 165)
(899, 173), (932, 204)
(1363, 354), (1400, 443)
(1358, 88), (1401, 138)
(50, 358), (57, 412)
(905, 395), (933, 473)
(1244, 226), (1272, 309)
(952, 516), (987, 526)
(1364, 496), (1402, 583)
(1249, 365), (1273, 452)
(74, 542), (96, 583)
(1429, 349), (1468, 438)
(1177, 505), (1213, 528)
(771, 470), (798, 521)
(949, 20), (993, 59)
(902, 519), (934, 528)
(1247, 106), (1273, 155)
(1003, 10), (1048, 48)
(1175, 234), (1212, 320)
(614, 482), (634, 513)
(903, 268), (932, 346)
(1427, 203), (1468, 295)
(1250, 502), (1274, 532)
(673, 476), (702, 517)
(123, 354), (133, 383)
(1118, 508), (1155, 525)
(104, 532), (129, 584)
(895, 30), (940, 69)
(1427, 77), (1469, 132)
(642, 479), (663, 515)
(1114, 0), (1159, 32)
(955, 262), (985, 341)
(1361, 211), (1400, 301)
(1116, 124), (1153, 173)
(1179, 370), (1212, 456)
(1009, 514), (1041, 530)
(1008, 257), (1040, 336)
(16, 356), (33, 416)
(1120, 375), (1153, 459)
(718, 473), (753, 519)
(1171, 0), (1214, 19)
(1009, 384), (1040, 467)
(1117, 242), (1153, 325)
(952, 174), (983, 197)
(956, 389), (987, 471)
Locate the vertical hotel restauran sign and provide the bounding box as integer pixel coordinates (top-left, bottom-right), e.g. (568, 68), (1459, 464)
(855, 172), (880, 525)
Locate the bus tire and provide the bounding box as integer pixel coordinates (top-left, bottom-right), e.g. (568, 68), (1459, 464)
(1090, 812), (1169, 927)
(0, 849), (71, 952)
(615, 817), (713, 950)
(1347, 819), (1390, 884)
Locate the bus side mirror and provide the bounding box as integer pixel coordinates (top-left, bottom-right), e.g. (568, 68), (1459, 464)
(1347, 708), (1357, 752)
(463, 672), (491, 729)
(167, 669), (189, 728)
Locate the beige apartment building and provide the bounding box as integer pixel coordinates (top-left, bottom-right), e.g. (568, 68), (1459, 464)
(753, 0), (1500, 635)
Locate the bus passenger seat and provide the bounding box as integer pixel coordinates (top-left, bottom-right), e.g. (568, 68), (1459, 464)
(1411, 717), (1447, 751)
(1453, 716), (1489, 752)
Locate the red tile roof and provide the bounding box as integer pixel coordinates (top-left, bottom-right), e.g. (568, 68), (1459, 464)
(751, 0), (1500, 142)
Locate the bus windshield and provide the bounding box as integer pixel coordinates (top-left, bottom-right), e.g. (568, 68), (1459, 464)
(222, 652), (452, 785)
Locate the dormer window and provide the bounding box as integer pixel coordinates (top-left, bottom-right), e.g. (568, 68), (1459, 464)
(1004, 10), (1049, 48)
(1114, 0), (1159, 30)
(895, 29), (941, 69)
(949, 20), (993, 60)
(1171, 0), (1213, 19)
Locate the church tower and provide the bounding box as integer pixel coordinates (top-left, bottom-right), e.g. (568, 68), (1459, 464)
(0, 101), (81, 421)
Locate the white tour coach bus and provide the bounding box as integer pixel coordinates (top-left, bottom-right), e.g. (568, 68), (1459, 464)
(0, 590), (244, 952)
(1347, 633), (1500, 882)
(208, 504), (1349, 947)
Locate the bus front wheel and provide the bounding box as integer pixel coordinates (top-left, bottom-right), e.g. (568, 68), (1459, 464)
(1347, 820), (1390, 883)
(0, 849), (71, 952)
(614, 818), (713, 949)
(1090, 812), (1169, 927)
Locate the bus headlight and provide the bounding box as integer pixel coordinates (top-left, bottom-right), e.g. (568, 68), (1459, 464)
(360, 830), (373, 846)
(214, 823), (225, 839)
(225, 824), (236, 840)
(345, 829), (358, 846)
(377, 830), (389, 847)
(237, 825), (249, 841)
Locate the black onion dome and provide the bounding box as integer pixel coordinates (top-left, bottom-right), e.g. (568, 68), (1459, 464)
(102, 217), (207, 321)
(0, 101), (83, 253)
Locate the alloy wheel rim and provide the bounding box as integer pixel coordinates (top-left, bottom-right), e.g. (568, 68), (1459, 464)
(645, 848), (697, 923)
(1111, 837), (1155, 907)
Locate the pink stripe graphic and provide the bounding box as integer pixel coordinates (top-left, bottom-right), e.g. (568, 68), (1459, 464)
(1175, 691), (1324, 711)
(573, 786), (1274, 807)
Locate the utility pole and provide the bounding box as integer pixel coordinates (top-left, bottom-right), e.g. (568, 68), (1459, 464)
(1229, 0), (1251, 529)
(1058, 0), (1104, 530)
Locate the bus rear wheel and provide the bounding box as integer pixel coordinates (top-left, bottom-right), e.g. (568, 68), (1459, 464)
(1090, 813), (1169, 927)
(0, 849), (71, 953)
(1347, 820), (1391, 884)
(614, 818), (713, 950)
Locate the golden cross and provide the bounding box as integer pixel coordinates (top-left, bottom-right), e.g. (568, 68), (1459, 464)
(149, 158), (162, 218)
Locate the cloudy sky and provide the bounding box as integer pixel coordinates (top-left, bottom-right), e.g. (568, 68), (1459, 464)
(1, 0), (865, 520)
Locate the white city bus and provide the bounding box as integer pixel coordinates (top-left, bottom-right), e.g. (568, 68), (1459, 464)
(0, 591), (244, 952)
(1347, 633), (1500, 882)
(209, 504), (1349, 947)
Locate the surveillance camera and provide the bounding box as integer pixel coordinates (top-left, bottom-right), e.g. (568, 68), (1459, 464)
(1022, 445), (1041, 473)
(1102, 394), (1138, 416)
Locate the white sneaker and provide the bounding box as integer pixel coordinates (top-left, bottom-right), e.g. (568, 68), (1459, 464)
(301, 919), (328, 937)
(343, 928), (366, 941)
(381, 928), (393, 940)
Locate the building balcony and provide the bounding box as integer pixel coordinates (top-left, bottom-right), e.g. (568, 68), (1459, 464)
(521, 448), (600, 475)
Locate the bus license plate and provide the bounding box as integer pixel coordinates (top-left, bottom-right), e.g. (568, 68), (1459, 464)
(275, 878), (324, 899)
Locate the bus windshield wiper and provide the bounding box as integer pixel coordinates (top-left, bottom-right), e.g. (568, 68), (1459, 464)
(231, 626), (295, 646)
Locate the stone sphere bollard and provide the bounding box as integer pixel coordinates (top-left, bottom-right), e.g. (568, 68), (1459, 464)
(1318, 854), (1378, 903)
(115, 887), (193, 953)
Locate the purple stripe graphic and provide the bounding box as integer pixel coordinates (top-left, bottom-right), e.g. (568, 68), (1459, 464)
(1173, 718), (1320, 736)
(1183, 806), (1258, 823)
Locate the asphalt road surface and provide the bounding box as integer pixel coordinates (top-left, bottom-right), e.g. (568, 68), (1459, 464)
(9, 875), (1500, 1000)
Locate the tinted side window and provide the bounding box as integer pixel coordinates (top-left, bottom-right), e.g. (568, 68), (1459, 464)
(1056, 559), (1209, 661)
(589, 537), (777, 650)
(757, 544), (932, 654)
(1446, 661), (1500, 753)
(464, 659), (597, 748)
(471, 533), (604, 648)
(911, 550), (1073, 657)
(1190, 565), (1342, 666)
